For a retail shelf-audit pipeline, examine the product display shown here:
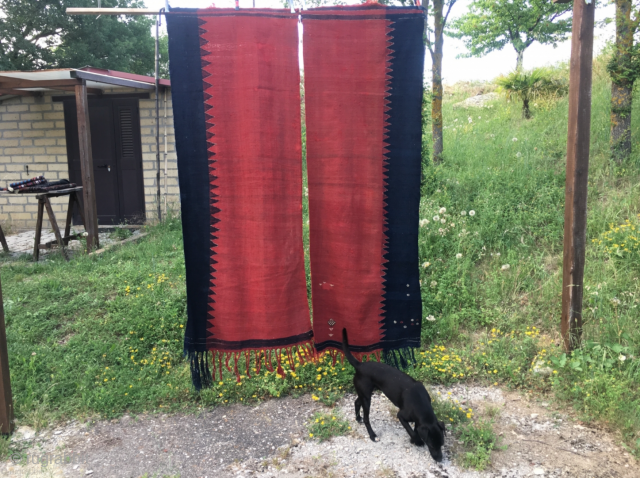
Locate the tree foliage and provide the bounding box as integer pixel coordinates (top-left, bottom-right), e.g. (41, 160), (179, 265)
(0, 0), (157, 75)
(451, 0), (572, 70)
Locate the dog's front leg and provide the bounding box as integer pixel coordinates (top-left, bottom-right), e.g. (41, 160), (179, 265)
(397, 412), (423, 446)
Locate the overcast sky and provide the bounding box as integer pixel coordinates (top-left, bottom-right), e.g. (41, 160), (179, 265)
(147, 0), (616, 85)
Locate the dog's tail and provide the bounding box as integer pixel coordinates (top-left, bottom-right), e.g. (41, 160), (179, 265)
(342, 328), (361, 368)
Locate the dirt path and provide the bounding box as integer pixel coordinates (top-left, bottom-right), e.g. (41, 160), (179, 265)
(2, 385), (636, 478)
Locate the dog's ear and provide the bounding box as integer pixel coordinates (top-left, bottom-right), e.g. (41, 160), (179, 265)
(438, 421), (446, 434)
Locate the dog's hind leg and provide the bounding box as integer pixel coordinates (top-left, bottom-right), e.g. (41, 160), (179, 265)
(354, 396), (363, 423)
(359, 393), (377, 441)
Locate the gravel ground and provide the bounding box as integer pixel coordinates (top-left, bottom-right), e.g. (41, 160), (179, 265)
(2, 385), (637, 478)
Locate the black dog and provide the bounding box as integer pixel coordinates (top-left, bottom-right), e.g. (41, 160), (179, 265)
(342, 328), (446, 462)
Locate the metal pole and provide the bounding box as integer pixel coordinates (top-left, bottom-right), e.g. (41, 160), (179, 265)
(155, 12), (162, 223)
(561, 0), (595, 352)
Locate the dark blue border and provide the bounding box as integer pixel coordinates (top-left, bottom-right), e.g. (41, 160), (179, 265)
(381, 14), (425, 352)
(167, 9), (211, 353)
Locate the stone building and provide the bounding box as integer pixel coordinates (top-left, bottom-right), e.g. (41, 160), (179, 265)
(0, 68), (178, 231)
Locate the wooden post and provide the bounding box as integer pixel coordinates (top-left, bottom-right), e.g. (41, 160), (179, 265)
(75, 82), (99, 252)
(561, 0), (595, 352)
(0, 274), (14, 435)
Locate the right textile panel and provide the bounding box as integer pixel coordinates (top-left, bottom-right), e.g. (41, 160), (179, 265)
(302, 5), (425, 361)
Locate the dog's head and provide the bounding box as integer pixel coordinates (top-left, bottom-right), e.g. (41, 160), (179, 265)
(418, 420), (446, 462)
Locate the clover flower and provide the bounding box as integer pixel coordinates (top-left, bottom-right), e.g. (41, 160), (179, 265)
(512, 137), (518, 142)
(422, 262), (431, 268)
(419, 219), (430, 227)
(469, 210), (476, 216)
(460, 210), (466, 216)
(439, 207), (446, 214)
(433, 215), (440, 222)
(426, 315), (436, 321)
(501, 264), (510, 271)
(430, 281), (438, 288)
(456, 253), (462, 259)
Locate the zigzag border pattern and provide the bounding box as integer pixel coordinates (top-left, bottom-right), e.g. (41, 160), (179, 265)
(380, 20), (395, 338)
(197, 17), (219, 341)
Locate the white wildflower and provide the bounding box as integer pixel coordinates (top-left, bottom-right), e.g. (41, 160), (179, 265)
(516, 152), (522, 158)
(611, 297), (621, 306)
(469, 210), (476, 217)
(441, 218), (446, 224)
(430, 281), (437, 288)
(512, 137), (518, 142)
(422, 262), (431, 268)
(419, 219), (430, 227)
(496, 252), (500, 257)
(468, 117), (472, 123)
(619, 354), (626, 362)
(450, 223), (455, 227)
(433, 215), (440, 222)
(425, 315), (436, 322)
(478, 116), (481, 119)
(439, 207), (446, 214)
(501, 264), (510, 271)
(454, 118), (458, 122)
(456, 253), (462, 259)
(460, 210), (467, 216)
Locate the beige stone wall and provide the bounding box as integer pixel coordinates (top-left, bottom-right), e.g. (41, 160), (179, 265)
(0, 89), (178, 232)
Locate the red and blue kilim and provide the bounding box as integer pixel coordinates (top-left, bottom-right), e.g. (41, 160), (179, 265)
(167, 8), (313, 389)
(302, 5), (425, 365)
(167, 5), (424, 389)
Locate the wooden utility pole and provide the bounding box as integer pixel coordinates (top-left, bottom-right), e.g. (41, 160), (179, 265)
(0, 274), (14, 435)
(75, 82), (100, 252)
(561, 0), (595, 352)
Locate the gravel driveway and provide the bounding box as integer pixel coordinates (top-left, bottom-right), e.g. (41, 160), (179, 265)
(2, 385), (637, 478)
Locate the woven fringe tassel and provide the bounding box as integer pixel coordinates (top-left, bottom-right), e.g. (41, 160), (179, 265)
(186, 350), (212, 391)
(382, 346), (416, 370)
(189, 343), (315, 390)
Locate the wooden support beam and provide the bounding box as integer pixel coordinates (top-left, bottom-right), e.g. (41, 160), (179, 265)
(561, 0), (595, 352)
(0, 77), (81, 89)
(75, 82), (100, 252)
(71, 70), (155, 90)
(0, 274), (14, 435)
(0, 88), (42, 97)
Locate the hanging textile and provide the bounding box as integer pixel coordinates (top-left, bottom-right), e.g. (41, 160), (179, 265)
(167, 8), (313, 389)
(302, 5), (425, 365)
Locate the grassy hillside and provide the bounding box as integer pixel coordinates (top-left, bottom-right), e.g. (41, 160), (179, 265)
(422, 58), (640, 454)
(0, 57), (638, 458)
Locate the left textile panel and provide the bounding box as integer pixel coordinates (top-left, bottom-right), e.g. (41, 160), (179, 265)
(167, 8), (313, 389)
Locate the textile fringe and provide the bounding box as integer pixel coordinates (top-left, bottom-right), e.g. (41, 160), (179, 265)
(186, 350), (213, 391)
(382, 346), (416, 370)
(187, 343), (316, 389)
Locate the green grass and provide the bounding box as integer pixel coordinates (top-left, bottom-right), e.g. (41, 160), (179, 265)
(2, 55), (640, 466)
(307, 410), (351, 441)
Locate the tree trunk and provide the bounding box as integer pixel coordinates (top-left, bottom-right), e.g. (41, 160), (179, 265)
(522, 97), (531, 119)
(610, 0), (634, 162)
(516, 50), (524, 71)
(431, 0), (444, 163)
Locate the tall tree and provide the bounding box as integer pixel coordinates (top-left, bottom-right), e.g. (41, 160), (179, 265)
(0, 0), (156, 75)
(424, 0), (457, 163)
(451, 0), (572, 71)
(608, 0), (640, 162)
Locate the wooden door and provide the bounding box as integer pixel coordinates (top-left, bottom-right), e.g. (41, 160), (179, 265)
(63, 97), (146, 225)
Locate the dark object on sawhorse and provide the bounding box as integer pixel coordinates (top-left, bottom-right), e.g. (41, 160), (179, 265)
(33, 186), (86, 262)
